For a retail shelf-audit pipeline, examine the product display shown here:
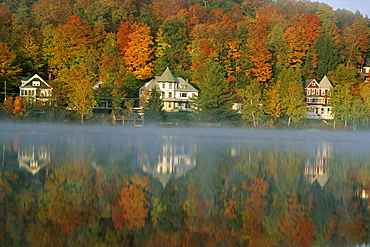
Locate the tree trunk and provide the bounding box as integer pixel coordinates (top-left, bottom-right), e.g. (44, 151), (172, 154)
(287, 116), (291, 127)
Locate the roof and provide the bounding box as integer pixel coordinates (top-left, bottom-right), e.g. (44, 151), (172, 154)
(140, 68), (198, 92)
(319, 76), (333, 89)
(157, 67), (177, 83)
(20, 74), (52, 89)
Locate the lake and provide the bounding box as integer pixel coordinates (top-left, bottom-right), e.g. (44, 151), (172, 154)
(0, 123), (369, 246)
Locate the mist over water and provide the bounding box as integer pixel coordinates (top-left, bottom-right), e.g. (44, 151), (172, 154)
(0, 123), (370, 246)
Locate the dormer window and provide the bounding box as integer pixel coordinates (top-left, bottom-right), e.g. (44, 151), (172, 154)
(32, 81), (40, 86)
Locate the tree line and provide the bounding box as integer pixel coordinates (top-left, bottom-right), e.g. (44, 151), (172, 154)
(0, 0), (369, 126)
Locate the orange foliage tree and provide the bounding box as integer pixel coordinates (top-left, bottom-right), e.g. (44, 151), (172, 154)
(246, 12), (273, 84)
(112, 176), (150, 231)
(285, 13), (324, 72)
(150, 0), (186, 21)
(117, 21), (154, 80)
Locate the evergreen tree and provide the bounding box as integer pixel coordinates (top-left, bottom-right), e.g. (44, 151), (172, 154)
(193, 60), (236, 120)
(143, 88), (166, 123)
(314, 34), (341, 79)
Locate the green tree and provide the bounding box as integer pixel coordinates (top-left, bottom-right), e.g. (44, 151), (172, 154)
(193, 60), (236, 120)
(264, 82), (284, 125)
(279, 67), (307, 126)
(154, 18), (190, 74)
(314, 34), (341, 79)
(329, 64), (358, 128)
(143, 88), (166, 123)
(67, 66), (97, 123)
(238, 83), (264, 127)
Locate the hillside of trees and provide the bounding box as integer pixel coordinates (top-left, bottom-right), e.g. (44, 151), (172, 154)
(0, 0), (369, 126)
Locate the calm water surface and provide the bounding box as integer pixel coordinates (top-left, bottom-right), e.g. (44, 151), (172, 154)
(0, 123), (369, 246)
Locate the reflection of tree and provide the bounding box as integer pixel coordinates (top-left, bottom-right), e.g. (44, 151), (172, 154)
(41, 164), (96, 234)
(280, 196), (316, 247)
(112, 176), (150, 231)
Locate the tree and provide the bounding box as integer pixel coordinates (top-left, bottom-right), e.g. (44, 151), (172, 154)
(154, 18), (191, 74)
(0, 43), (22, 88)
(285, 13), (324, 76)
(117, 21), (155, 80)
(193, 60), (236, 120)
(328, 64), (358, 128)
(314, 34), (341, 79)
(238, 83), (264, 127)
(278, 67), (307, 126)
(67, 66), (97, 124)
(142, 88), (166, 123)
(263, 82), (284, 124)
(246, 5), (274, 84)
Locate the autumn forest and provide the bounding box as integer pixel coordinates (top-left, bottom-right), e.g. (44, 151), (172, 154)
(0, 0), (369, 126)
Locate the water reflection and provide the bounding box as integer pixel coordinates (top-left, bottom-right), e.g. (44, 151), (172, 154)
(304, 141), (331, 188)
(141, 135), (197, 187)
(0, 125), (370, 246)
(18, 142), (50, 175)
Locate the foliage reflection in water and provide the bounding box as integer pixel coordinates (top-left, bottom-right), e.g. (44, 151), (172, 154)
(0, 124), (369, 246)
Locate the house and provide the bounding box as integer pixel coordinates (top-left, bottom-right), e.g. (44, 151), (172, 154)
(305, 75), (333, 119)
(139, 67), (198, 112)
(19, 74), (53, 104)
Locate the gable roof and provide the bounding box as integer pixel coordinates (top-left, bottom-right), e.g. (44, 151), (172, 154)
(140, 68), (198, 92)
(319, 75), (333, 89)
(157, 67), (177, 83)
(20, 74), (52, 89)
(306, 79), (319, 88)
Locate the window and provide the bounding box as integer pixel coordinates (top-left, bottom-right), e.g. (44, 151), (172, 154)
(306, 89), (310, 95)
(162, 83), (166, 89)
(168, 92), (172, 98)
(169, 83), (172, 89)
(32, 81), (40, 86)
(181, 93), (187, 98)
(321, 89), (326, 95)
(316, 89), (319, 95)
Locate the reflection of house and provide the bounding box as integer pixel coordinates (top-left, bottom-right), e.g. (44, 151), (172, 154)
(20, 74), (53, 104)
(18, 144), (50, 175)
(305, 76), (333, 119)
(141, 136), (197, 187)
(304, 142), (331, 188)
(139, 67), (198, 112)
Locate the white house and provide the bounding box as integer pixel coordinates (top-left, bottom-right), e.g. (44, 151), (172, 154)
(139, 67), (198, 112)
(20, 74), (53, 104)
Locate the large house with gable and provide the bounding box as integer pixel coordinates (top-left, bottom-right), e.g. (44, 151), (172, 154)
(305, 75), (333, 119)
(139, 67), (198, 112)
(19, 74), (53, 104)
